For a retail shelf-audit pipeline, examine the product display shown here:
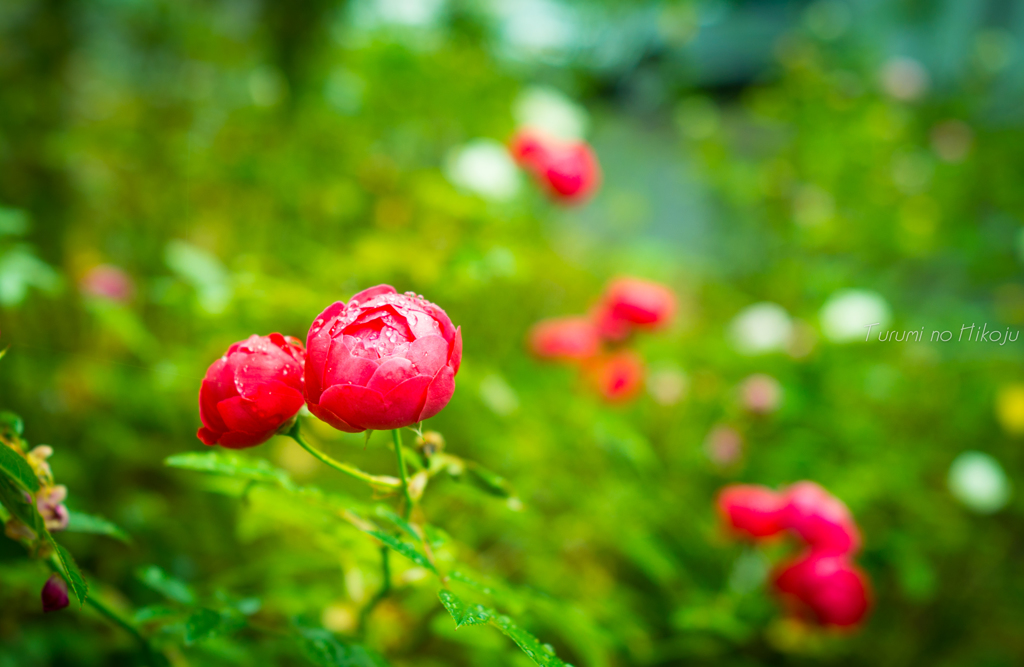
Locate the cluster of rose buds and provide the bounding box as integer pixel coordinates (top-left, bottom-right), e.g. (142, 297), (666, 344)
(528, 277), (675, 403)
(509, 129), (601, 204)
(717, 481), (871, 628)
(0, 426), (72, 612)
(197, 285), (462, 447)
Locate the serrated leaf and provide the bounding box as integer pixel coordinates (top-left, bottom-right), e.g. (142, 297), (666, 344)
(366, 529), (437, 574)
(0, 442), (39, 492)
(438, 590), (491, 628)
(66, 511), (131, 543)
(136, 565), (196, 605)
(490, 613), (569, 667)
(164, 451), (293, 488)
(296, 626), (391, 667)
(435, 591), (569, 667)
(372, 505), (418, 540)
(51, 541), (89, 607)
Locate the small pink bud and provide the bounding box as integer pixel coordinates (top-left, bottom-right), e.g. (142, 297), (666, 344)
(740, 374), (782, 414)
(42, 574), (69, 613)
(80, 264), (135, 302)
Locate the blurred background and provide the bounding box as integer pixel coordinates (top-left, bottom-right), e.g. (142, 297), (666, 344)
(2, 0), (1024, 665)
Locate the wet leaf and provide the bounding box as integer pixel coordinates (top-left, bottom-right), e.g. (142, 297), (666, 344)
(296, 626), (391, 667)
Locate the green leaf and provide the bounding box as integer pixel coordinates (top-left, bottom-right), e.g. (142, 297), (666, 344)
(66, 511), (131, 543)
(372, 505), (419, 540)
(0, 475), (39, 529)
(436, 591), (569, 667)
(184, 607), (245, 644)
(296, 626), (390, 667)
(490, 613), (569, 667)
(136, 565), (196, 605)
(438, 590), (491, 628)
(133, 605), (182, 624)
(50, 541), (89, 607)
(0, 410), (23, 435)
(464, 462), (515, 498)
(366, 529), (437, 574)
(0, 441), (40, 492)
(164, 451), (293, 488)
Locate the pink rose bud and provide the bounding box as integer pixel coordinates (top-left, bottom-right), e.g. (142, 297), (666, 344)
(510, 129), (601, 204)
(773, 552), (871, 627)
(197, 334), (306, 448)
(528, 316), (601, 362)
(36, 485), (69, 531)
(585, 350), (644, 403)
(304, 285), (462, 432)
(42, 574), (69, 613)
(781, 481), (861, 556)
(740, 373), (782, 414)
(80, 264), (135, 302)
(717, 484), (786, 539)
(592, 277), (676, 341)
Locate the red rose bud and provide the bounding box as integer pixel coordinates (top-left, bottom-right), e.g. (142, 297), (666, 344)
(197, 334), (306, 448)
(510, 129), (601, 204)
(593, 277), (676, 341)
(528, 316), (601, 362)
(42, 574), (69, 613)
(773, 552), (871, 627)
(586, 350), (644, 403)
(781, 481), (861, 555)
(305, 285), (462, 432)
(717, 484), (786, 538)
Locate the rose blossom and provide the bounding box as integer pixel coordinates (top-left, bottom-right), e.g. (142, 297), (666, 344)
(592, 277), (676, 341)
(773, 552), (871, 627)
(510, 129), (601, 204)
(197, 333), (306, 448)
(304, 285), (462, 432)
(781, 481), (861, 555)
(717, 484), (786, 538)
(528, 316), (600, 362)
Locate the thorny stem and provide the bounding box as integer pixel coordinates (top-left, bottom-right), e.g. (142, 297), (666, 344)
(286, 423), (401, 491)
(392, 429), (413, 520)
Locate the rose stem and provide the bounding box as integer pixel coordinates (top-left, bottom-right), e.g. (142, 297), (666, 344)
(391, 429), (414, 520)
(286, 423), (400, 490)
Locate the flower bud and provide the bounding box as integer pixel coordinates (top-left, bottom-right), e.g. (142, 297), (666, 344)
(773, 553), (871, 627)
(528, 316), (600, 362)
(304, 285), (462, 432)
(197, 333), (306, 448)
(510, 129), (601, 204)
(717, 484), (786, 538)
(592, 277), (676, 341)
(780, 481), (861, 556)
(36, 485), (69, 531)
(415, 431), (446, 458)
(41, 574), (69, 613)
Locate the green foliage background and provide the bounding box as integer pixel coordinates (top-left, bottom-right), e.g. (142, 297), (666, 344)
(2, 0), (1024, 665)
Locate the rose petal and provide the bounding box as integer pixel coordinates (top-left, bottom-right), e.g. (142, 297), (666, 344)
(450, 327), (462, 373)
(305, 303), (345, 401)
(406, 335), (449, 376)
(199, 380), (228, 433)
(384, 373), (431, 414)
(320, 384), (386, 431)
(418, 365), (455, 421)
(218, 429), (277, 449)
(350, 284), (397, 306)
(249, 380), (305, 421)
(216, 396), (266, 434)
(323, 339), (380, 388)
(197, 426), (220, 446)
(367, 357), (418, 394)
(307, 396), (364, 433)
